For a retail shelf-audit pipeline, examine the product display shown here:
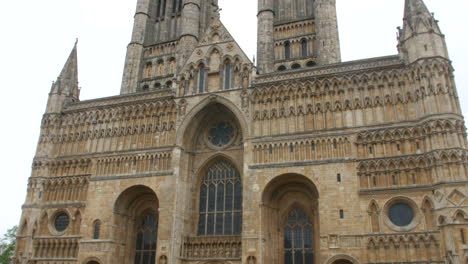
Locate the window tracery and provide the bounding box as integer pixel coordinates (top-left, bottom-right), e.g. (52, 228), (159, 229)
(134, 210), (158, 264)
(198, 160), (242, 236)
(284, 208), (314, 264)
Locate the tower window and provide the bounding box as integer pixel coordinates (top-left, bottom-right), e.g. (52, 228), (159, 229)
(198, 65), (205, 93)
(340, 209), (344, 219)
(301, 39), (308, 57)
(291, 63), (301, 70)
(284, 41), (291, 60)
(172, 0), (177, 13)
(178, 0), (182, 13)
(462, 229), (466, 244)
(337, 174), (342, 183)
(162, 0), (167, 17)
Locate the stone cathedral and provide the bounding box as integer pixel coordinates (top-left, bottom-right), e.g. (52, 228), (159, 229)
(14, 0), (468, 263)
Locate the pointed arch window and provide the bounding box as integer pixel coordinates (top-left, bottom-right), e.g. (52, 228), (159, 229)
(198, 65), (206, 93)
(156, 0), (162, 18)
(198, 160), (242, 236)
(284, 208), (314, 264)
(301, 39), (308, 57)
(178, 0), (183, 13)
(134, 210), (158, 264)
(285, 41), (291, 60)
(93, 220), (101, 239)
(224, 63), (231, 89)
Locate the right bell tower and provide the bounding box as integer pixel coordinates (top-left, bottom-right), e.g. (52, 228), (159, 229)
(257, 0), (341, 74)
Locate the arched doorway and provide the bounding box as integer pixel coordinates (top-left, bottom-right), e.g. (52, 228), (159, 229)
(262, 174), (319, 264)
(113, 185), (159, 264)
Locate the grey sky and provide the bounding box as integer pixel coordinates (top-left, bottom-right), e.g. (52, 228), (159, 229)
(0, 0), (466, 235)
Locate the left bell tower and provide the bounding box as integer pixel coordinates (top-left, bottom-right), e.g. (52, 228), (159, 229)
(120, 0), (219, 94)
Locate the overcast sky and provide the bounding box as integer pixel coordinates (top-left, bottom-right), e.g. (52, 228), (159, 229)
(0, 0), (467, 236)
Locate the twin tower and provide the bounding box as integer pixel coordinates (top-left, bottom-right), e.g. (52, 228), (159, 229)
(120, 0), (341, 94)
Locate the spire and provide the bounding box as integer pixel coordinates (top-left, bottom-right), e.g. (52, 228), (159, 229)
(398, 0), (448, 63)
(46, 41), (80, 113)
(51, 39), (79, 95)
(401, 0), (441, 39)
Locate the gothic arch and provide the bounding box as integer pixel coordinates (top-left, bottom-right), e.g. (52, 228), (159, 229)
(175, 95), (248, 146)
(325, 254), (360, 264)
(82, 257), (102, 264)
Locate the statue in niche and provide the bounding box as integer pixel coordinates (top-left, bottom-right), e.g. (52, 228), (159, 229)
(159, 255), (167, 264)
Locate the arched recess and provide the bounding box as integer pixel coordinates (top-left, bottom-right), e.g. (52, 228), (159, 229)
(325, 254), (360, 264)
(421, 197), (435, 230)
(261, 174), (320, 264)
(175, 95), (248, 147)
(368, 200), (380, 233)
(176, 99), (246, 260)
(113, 185), (159, 264)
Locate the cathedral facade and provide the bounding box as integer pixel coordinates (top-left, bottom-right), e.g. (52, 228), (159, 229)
(14, 0), (468, 263)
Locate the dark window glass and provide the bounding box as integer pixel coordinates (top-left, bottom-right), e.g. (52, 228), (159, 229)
(178, 0), (183, 12)
(301, 39), (308, 57)
(197, 160), (242, 236)
(340, 210), (344, 219)
(172, 0), (177, 13)
(162, 0), (167, 16)
(389, 203), (414, 227)
(284, 208), (314, 264)
(156, 0), (162, 17)
(209, 122), (234, 147)
(93, 221), (101, 239)
(285, 42), (291, 59)
(225, 63), (231, 89)
(198, 66), (205, 93)
(134, 210), (158, 264)
(54, 213), (70, 232)
(337, 174), (341, 183)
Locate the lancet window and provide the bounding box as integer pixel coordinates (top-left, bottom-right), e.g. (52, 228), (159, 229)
(285, 41), (291, 60)
(284, 208), (314, 264)
(198, 65), (206, 93)
(134, 210), (158, 264)
(197, 160), (242, 236)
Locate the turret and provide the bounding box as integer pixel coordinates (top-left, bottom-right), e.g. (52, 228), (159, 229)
(398, 0), (449, 63)
(314, 0), (341, 65)
(45, 41), (80, 113)
(256, 0), (274, 74)
(120, 0), (151, 94)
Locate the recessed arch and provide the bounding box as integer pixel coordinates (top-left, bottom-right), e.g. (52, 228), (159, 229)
(175, 95), (248, 147)
(261, 173), (319, 264)
(113, 185), (159, 264)
(325, 254), (360, 264)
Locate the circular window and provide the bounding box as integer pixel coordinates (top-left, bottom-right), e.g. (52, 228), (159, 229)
(54, 213), (70, 232)
(208, 122), (234, 147)
(389, 203), (414, 227)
